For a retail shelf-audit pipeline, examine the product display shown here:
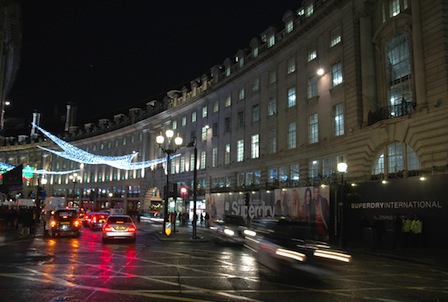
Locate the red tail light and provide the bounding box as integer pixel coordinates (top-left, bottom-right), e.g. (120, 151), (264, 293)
(103, 225), (112, 232)
(128, 225), (137, 232)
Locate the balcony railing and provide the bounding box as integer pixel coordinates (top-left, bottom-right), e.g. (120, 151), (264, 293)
(368, 101), (416, 126)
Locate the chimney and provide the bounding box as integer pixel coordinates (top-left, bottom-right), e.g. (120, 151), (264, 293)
(65, 102), (78, 132)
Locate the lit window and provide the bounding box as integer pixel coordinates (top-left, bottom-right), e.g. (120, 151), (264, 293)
(308, 45), (317, 62)
(181, 116), (187, 126)
(290, 164), (299, 183)
(305, 4), (313, 17)
(268, 97), (277, 116)
(330, 26), (342, 47)
(237, 139), (244, 162)
(225, 66), (231, 77)
(212, 148), (218, 167)
(309, 159), (320, 179)
(287, 87), (296, 108)
(252, 78), (259, 92)
(201, 126), (207, 141)
(239, 88), (245, 100)
(202, 106), (207, 118)
(267, 35), (275, 47)
(389, 0), (400, 17)
(387, 34), (411, 111)
(225, 95), (232, 107)
(238, 56), (244, 68)
(287, 122), (296, 149)
(286, 20), (294, 33)
(309, 113), (318, 144)
(200, 151), (206, 169)
(172, 120), (177, 130)
(333, 103), (344, 136)
(332, 61), (343, 86)
(191, 111), (197, 122)
(253, 47), (259, 58)
(224, 144), (231, 165)
(287, 57), (296, 74)
(251, 134), (259, 159)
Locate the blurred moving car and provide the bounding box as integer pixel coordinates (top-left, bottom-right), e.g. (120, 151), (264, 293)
(49, 209), (82, 238)
(89, 212), (109, 230)
(244, 218), (352, 276)
(102, 214), (137, 243)
(140, 210), (163, 224)
(209, 214), (250, 245)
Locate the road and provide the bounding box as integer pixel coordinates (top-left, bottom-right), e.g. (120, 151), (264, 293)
(0, 223), (446, 302)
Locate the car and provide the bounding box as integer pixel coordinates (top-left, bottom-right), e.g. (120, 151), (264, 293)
(209, 214), (249, 245)
(81, 211), (93, 227)
(49, 209), (82, 238)
(102, 214), (137, 243)
(89, 212), (109, 230)
(140, 210), (163, 224)
(244, 218), (352, 276)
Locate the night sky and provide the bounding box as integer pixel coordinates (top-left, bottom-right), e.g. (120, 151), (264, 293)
(9, 1), (302, 126)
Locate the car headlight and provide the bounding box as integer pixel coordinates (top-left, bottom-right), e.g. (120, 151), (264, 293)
(224, 228), (235, 236)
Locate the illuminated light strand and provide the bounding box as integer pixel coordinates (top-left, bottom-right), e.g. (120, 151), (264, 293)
(33, 123), (179, 170)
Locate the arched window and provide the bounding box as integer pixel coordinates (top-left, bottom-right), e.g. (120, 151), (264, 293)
(372, 142), (420, 176)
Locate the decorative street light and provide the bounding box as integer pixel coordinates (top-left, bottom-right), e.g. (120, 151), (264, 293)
(187, 137), (198, 239)
(156, 129), (183, 236)
(69, 172), (81, 208)
(337, 162), (348, 248)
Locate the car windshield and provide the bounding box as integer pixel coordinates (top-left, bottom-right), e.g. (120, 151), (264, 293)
(108, 216), (132, 224)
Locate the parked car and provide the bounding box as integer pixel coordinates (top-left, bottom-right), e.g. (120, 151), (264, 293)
(89, 212), (109, 230)
(209, 214), (249, 245)
(244, 218), (352, 276)
(102, 214), (137, 243)
(49, 209), (81, 238)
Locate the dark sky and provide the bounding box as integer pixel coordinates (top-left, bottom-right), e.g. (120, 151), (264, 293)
(9, 1), (302, 126)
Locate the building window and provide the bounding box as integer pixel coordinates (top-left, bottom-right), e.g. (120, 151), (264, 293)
(238, 56), (244, 68)
(307, 44), (317, 62)
(332, 61), (343, 86)
(252, 78), (259, 92)
(225, 66), (231, 77)
(251, 134), (259, 159)
(309, 159), (320, 179)
(202, 106), (207, 118)
(225, 95), (232, 107)
(191, 111), (197, 122)
(286, 20), (294, 33)
(287, 122), (296, 149)
(252, 105), (259, 123)
(330, 26), (342, 47)
(212, 123), (218, 137)
(389, 0), (400, 17)
(238, 111), (244, 128)
(267, 128), (276, 154)
(224, 144), (231, 165)
(172, 120), (177, 130)
(213, 100), (219, 113)
(309, 113), (319, 144)
(253, 47), (259, 58)
(200, 151), (206, 169)
(268, 97), (277, 116)
(290, 164), (299, 184)
(372, 142), (420, 176)
(387, 34), (412, 111)
(269, 70), (277, 85)
(237, 139), (244, 162)
(307, 76), (318, 99)
(267, 35), (275, 48)
(287, 57), (296, 74)
(287, 87), (296, 108)
(180, 156), (185, 173)
(190, 154), (195, 172)
(238, 88), (245, 101)
(181, 116), (187, 126)
(201, 126), (207, 141)
(333, 103), (344, 136)
(212, 147), (218, 168)
(224, 117), (231, 133)
(305, 4), (314, 17)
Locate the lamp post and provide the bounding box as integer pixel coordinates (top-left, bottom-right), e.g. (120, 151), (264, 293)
(187, 137), (198, 239)
(69, 173), (81, 208)
(337, 162), (348, 248)
(156, 129), (183, 236)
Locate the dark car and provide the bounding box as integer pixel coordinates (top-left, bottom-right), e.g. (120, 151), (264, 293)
(244, 218), (351, 276)
(209, 214), (249, 245)
(49, 209), (81, 238)
(89, 212), (109, 230)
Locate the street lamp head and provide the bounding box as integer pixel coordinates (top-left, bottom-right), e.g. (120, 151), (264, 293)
(165, 129), (174, 139)
(337, 162), (348, 173)
(156, 132), (165, 145)
(174, 134), (183, 146)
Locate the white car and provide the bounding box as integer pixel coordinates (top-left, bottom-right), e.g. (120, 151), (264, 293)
(102, 214), (137, 243)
